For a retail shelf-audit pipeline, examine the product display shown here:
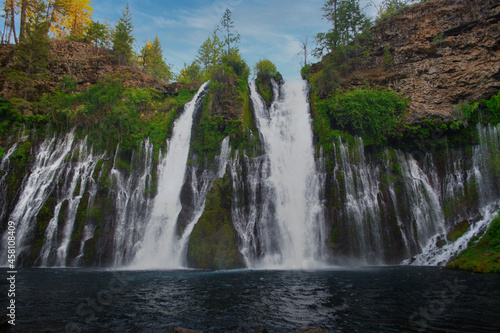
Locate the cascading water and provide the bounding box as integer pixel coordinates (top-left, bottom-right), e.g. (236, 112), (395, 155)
(0, 132), (75, 266)
(110, 139), (155, 267)
(408, 123), (500, 265)
(334, 137), (385, 263)
(131, 82), (210, 269)
(0, 142), (18, 224)
(242, 79), (327, 269)
(37, 137), (103, 267)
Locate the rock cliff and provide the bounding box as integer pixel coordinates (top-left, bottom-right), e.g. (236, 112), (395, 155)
(312, 0), (500, 123)
(0, 40), (199, 101)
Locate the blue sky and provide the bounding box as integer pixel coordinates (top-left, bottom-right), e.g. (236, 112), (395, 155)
(93, 0), (382, 80)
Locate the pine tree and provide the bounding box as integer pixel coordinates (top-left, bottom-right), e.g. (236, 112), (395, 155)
(196, 29), (222, 75)
(314, 0), (369, 56)
(4, 1), (50, 103)
(139, 36), (172, 82)
(85, 21), (110, 48)
(112, 4), (134, 65)
(219, 8), (240, 54)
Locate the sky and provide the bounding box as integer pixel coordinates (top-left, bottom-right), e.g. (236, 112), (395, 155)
(95, 1), (381, 80)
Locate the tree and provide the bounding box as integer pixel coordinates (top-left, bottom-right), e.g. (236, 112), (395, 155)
(254, 59), (278, 81)
(5, 1), (50, 102)
(178, 61), (201, 83)
(49, 0), (92, 38)
(85, 20), (110, 48)
(219, 8), (240, 54)
(196, 29), (222, 75)
(314, 0), (369, 57)
(298, 36), (310, 67)
(112, 4), (134, 65)
(139, 36), (172, 82)
(1, 0), (18, 44)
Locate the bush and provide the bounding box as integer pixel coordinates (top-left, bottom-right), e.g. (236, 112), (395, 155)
(254, 59), (279, 81)
(325, 89), (409, 145)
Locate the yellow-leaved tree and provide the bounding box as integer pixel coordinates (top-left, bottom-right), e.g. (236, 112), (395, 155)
(49, 0), (93, 38)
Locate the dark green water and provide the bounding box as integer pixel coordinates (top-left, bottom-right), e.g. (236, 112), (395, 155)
(2, 266), (500, 332)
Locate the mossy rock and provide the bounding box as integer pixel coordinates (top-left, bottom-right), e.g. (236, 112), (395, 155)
(186, 175), (244, 269)
(446, 212), (500, 273)
(66, 192), (90, 264)
(447, 221), (470, 242)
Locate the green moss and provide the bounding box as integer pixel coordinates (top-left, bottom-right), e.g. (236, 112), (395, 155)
(187, 175), (244, 269)
(327, 226), (340, 249)
(447, 212), (500, 273)
(447, 221), (470, 242)
(255, 78), (273, 104)
(67, 192), (90, 264)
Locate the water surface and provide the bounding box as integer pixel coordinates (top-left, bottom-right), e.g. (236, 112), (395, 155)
(4, 266), (500, 332)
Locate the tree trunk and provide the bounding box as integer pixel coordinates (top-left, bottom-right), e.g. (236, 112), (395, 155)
(20, 0), (28, 41)
(11, 0), (18, 44)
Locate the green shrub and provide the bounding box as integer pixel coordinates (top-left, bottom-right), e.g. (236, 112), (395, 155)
(325, 89), (409, 145)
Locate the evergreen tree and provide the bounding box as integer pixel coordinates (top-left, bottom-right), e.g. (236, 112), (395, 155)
(4, 1), (50, 103)
(196, 29), (222, 75)
(85, 20), (110, 48)
(112, 4), (134, 65)
(219, 8), (240, 54)
(314, 0), (369, 57)
(139, 35), (172, 82)
(178, 61), (201, 83)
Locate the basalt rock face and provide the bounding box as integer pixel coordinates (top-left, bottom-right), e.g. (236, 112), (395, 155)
(0, 40), (200, 100)
(313, 0), (500, 124)
(374, 0), (500, 122)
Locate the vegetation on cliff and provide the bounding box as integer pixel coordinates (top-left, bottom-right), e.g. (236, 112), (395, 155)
(187, 175), (244, 270)
(447, 212), (500, 273)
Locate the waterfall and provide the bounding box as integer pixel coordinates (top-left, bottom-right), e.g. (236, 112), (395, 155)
(38, 138), (103, 267)
(110, 139), (155, 267)
(334, 137), (385, 263)
(131, 82), (210, 269)
(242, 79), (327, 269)
(0, 132), (75, 266)
(407, 123), (500, 265)
(0, 142), (18, 224)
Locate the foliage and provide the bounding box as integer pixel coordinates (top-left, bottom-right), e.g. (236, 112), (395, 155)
(220, 49), (250, 78)
(112, 4), (134, 65)
(309, 29), (373, 98)
(254, 58), (279, 81)
(187, 174), (244, 269)
(447, 212), (500, 273)
(4, 1), (50, 102)
(0, 98), (49, 138)
(459, 91), (500, 125)
(219, 8), (240, 54)
(37, 75), (197, 154)
(84, 20), (110, 48)
(321, 88), (409, 145)
(376, 0), (410, 22)
(178, 61), (202, 83)
(314, 0), (370, 57)
(50, 0), (93, 38)
(196, 29), (223, 77)
(139, 36), (173, 83)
